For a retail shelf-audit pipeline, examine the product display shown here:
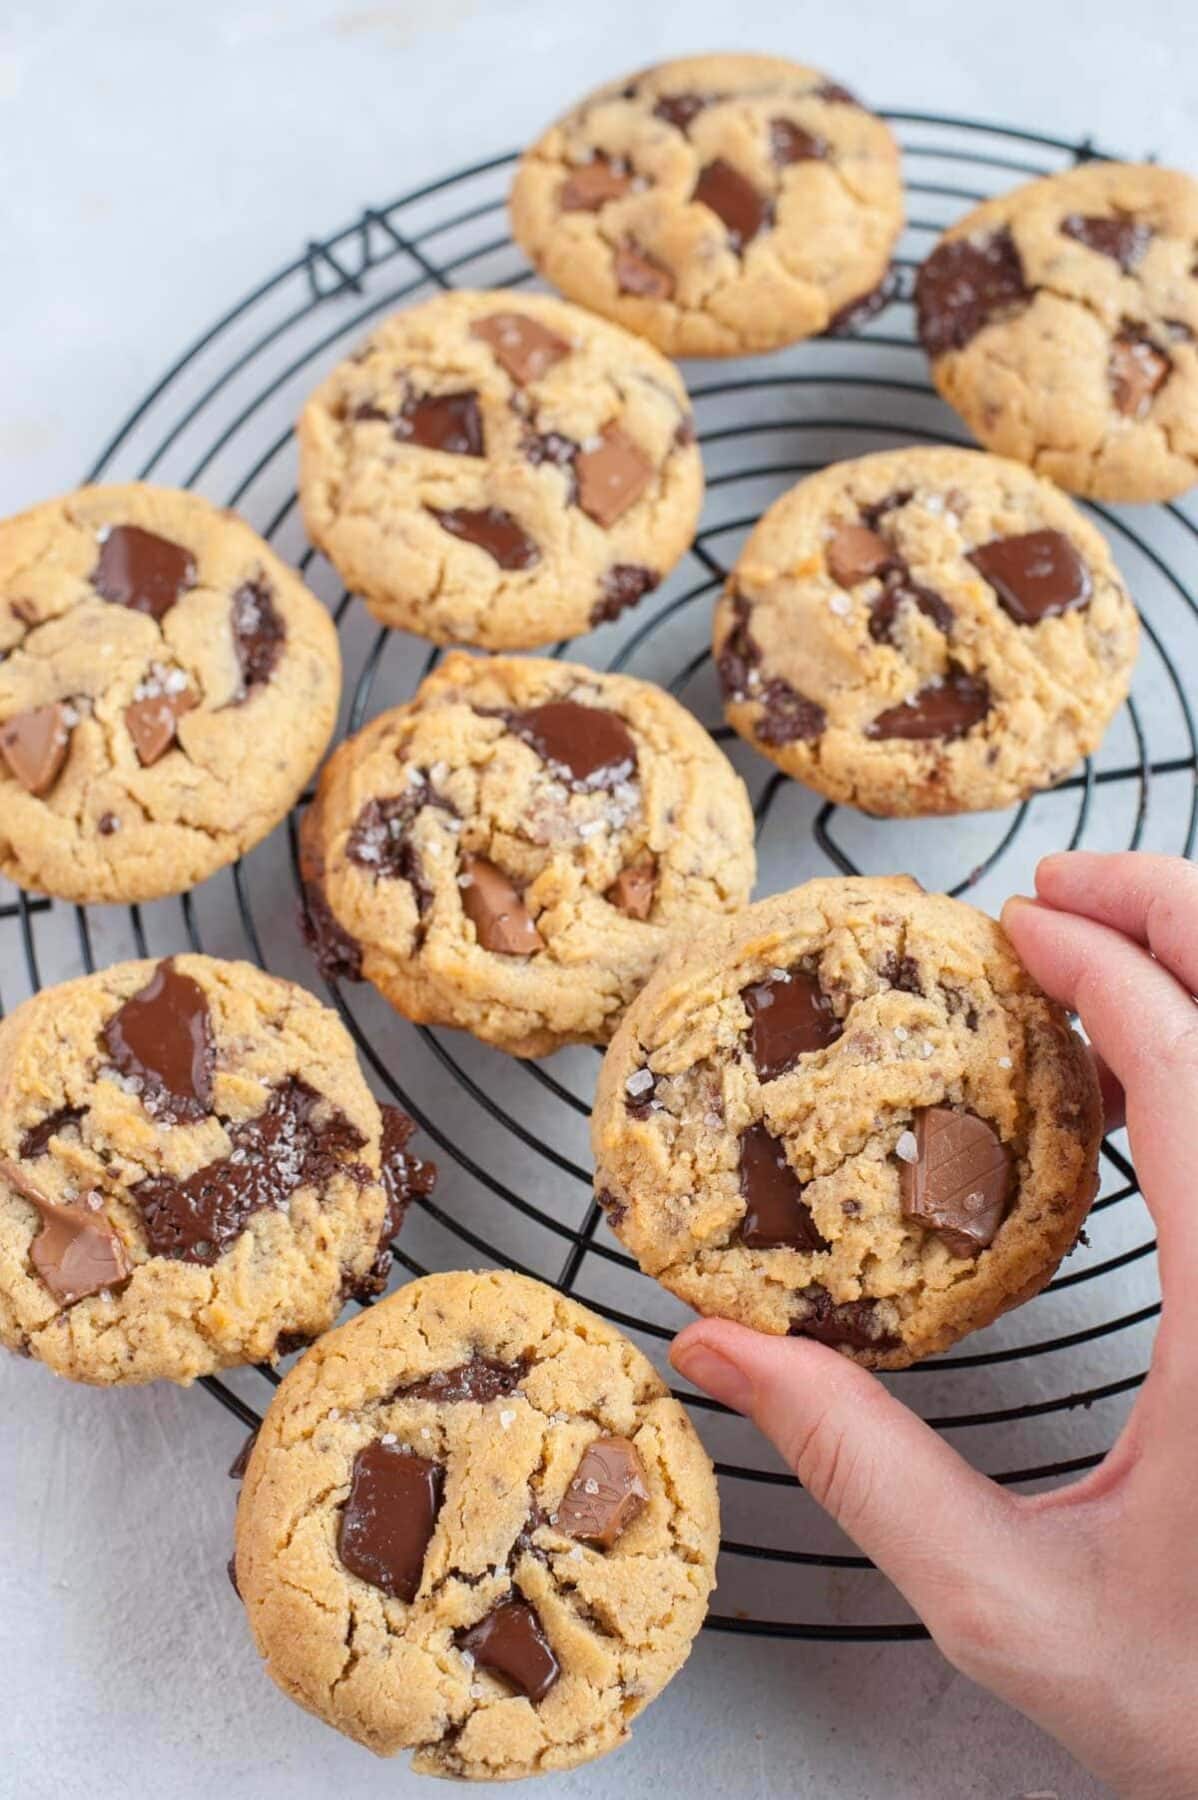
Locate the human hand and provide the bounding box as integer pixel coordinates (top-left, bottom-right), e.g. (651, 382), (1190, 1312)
(671, 852), (1198, 1799)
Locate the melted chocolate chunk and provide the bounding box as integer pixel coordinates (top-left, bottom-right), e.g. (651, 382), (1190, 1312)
(1109, 331), (1170, 417)
(557, 1436), (649, 1547)
(769, 116), (826, 165)
(0, 702), (72, 796)
(346, 775), (452, 920)
(823, 266), (901, 336)
(394, 390), (484, 456)
(397, 1353), (528, 1404)
(741, 968), (840, 1081)
(916, 228), (1031, 358)
(459, 1598), (560, 1702)
(575, 425), (654, 528)
(693, 159), (772, 252)
(868, 575), (955, 646)
(228, 1429), (258, 1480)
(899, 1106), (1012, 1257)
(1061, 212), (1151, 273)
(506, 700), (636, 791)
(614, 240), (675, 299)
(348, 1104), (436, 1303)
(1, 1160), (130, 1307)
(652, 92), (711, 132)
(338, 1441), (445, 1601)
(790, 1287), (898, 1351)
(880, 952), (922, 995)
(470, 313), (571, 384)
(103, 960), (215, 1124)
(718, 593), (826, 745)
(738, 1122), (829, 1252)
(231, 580), (286, 695)
(299, 867), (363, 983)
(92, 525), (195, 620)
(129, 1077), (365, 1264)
(428, 505), (540, 571)
(592, 563), (658, 625)
(459, 854), (543, 955)
(560, 155), (633, 211)
(19, 1105), (85, 1160)
(969, 529), (1092, 625)
(867, 668), (990, 742)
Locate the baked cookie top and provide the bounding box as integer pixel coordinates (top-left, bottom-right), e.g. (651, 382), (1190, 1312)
(234, 1270), (719, 1779)
(916, 162), (1198, 502)
(713, 446), (1139, 816)
(509, 52), (903, 357)
(0, 955), (431, 1385)
(592, 878), (1102, 1368)
(0, 484), (340, 903)
(297, 290), (702, 648)
(300, 651), (756, 1057)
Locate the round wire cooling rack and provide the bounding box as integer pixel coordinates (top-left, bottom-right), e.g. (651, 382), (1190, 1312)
(5, 109), (1195, 1643)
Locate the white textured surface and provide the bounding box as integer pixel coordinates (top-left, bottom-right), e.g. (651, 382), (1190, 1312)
(2, 3), (1195, 1795)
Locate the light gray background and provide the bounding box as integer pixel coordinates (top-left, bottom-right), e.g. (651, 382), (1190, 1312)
(2, 3), (1195, 1796)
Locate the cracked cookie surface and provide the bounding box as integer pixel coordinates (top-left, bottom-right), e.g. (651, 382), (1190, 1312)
(713, 446), (1139, 816)
(300, 650), (756, 1057)
(0, 484), (340, 902)
(916, 163), (1198, 502)
(0, 955), (431, 1385)
(297, 290), (702, 648)
(233, 1269), (719, 1779)
(592, 878), (1102, 1368)
(509, 52), (903, 357)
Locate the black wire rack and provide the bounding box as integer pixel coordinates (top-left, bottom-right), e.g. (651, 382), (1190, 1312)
(5, 109), (1194, 1642)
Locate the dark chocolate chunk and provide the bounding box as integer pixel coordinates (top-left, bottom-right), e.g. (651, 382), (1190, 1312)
(652, 92), (711, 132)
(592, 563), (658, 625)
(506, 700), (637, 790)
(575, 425), (653, 528)
(879, 952), (922, 995)
(0, 1160), (130, 1307)
(471, 313), (571, 384)
(394, 390), (484, 456)
(741, 968), (840, 1081)
(348, 799), (431, 916)
(916, 228), (1032, 358)
(227, 1555), (241, 1599)
(814, 80), (858, 104)
(866, 668), (990, 742)
(790, 1286), (898, 1351)
(1061, 212), (1151, 273)
(231, 579), (286, 694)
(346, 1103), (436, 1301)
(596, 1187), (627, 1227)
(738, 1122), (829, 1252)
(861, 491), (914, 528)
(898, 1106), (1012, 1257)
(692, 159), (771, 252)
(622, 1068), (660, 1120)
(459, 854), (543, 955)
(299, 817), (363, 983)
(823, 265), (901, 335)
(523, 429), (580, 502)
(459, 1598), (560, 1702)
(18, 1105), (85, 1160)
(1109, 331), (1170, 417)
(718, 593), (826, 745)
(396, 1353), (528, 1404)
(228, 1429), (258, 1480)
(606, 858), (656, 920)
(826, 524), (894, 588)
(560, 155), (633, 212)
(868, 575), (955, 646)
(969, 529), (1092, 625)
(103, 959), (215, 1124)
(97, 812), (120, 835)
(0, 702), (72, 796)
(614, 240), (675, 299)
(557, 1436), (649, 1547)
(92, 525), (195, 620)
(337, 1440), (445, 1602)
(769, 117), (826, 165)
(428, 505), (540, 571)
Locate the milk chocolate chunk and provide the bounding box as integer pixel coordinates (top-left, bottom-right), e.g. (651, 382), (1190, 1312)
(19, 1105), (85, 1159)
(470, 313), (571, 384)
(742, 968), (840, 1081)
(790, 1286), (897, 1351)
(459, 854), (543, 955)
(231, 579), (286, 694)
(560, 155), (633, 212)
(507, 699), (637, 790)
(397, 1353), (527, 1404)
(1109, 332), (1170, 417)
(867, 668), (990, 742)
(614, 240), (674, 299)
(575, 425), (654, 528)
(103, 959), (215, 1123)
(606, 858), (656, 920)
(653, 92), (711, 132)
(428, 505), (540, 571)
(738, 1122), (828, 1252)
(394, 390), (484, 456)
(592, 563), (658, 625)
(868, 576), (954, 646)
(693, 159), (771, 252)
(826, 524), (894, 588)
(124, 686), (196, 767)
(0, 1161), (130, 1307)
(1061, 212), (1151, 273)
(92, 525), (195, 620)
(0, 702), (71, 795)
(337, 1441), (444, 1602)
(969, 529), (1092, 625)
(916, 228), (1031, 358)
(899, 1105), (1012, 1257)
(557, 1436), (649, 1547)
(459, 1599), (560, 1702)
(769, 117), (826, 165)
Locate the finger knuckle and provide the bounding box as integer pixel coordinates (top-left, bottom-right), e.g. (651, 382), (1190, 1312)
(786, 1409), (874, 1533)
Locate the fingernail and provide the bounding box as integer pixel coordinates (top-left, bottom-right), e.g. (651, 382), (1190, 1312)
(671, 1342), (754, 1414)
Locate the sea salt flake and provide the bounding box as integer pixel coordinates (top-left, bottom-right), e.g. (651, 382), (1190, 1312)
(998, 1055), (1012, 1069)
(380, 1432), (398, 1446)
(828, 592), (852, 617)
(499, 1409), (516, 1430)
(893, 1025), (908, 1041)
(625, 1069), (655, 1097)
(583, 1477), (599, 1495)
(895, 1130), (918, 1164)
(921, 1041), (935, 1058)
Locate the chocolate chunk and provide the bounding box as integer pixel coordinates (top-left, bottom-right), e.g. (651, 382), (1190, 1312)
(459, 1598), (560, 1702)
(92, 525), (195, 620)
(226, 1555), (242, 1599)
(814, 80), (858, 104)
(823, 266), (901, 335)
(348, 791), (435, 916)
(19, 1105), (85, 1160)
(899, 1106), (1012, 1257)
(470, 313), (571, 384)
(97, 812), (120, 835)
(738, 1122), (828, 1252)
(826, 524), (894, 588)
(560, 155), (632, 212)
(0, 702), (72, 796)
(717, 592), (827, 744)
(879, 952), (922, 995)
(861, 491), (914, 528)
(231, 580), (286, 694)
(592, 563), (657, 625)
(459, 854), (543, 955)
(1109, 331), (1170, 417)
(103, 959), (215, 1124)
(0, 1160), (130, 1307)
(916, 228), (1031, 358)
(523, 429), (580, 501)
(868, 575), (955, 646)
(969, 529), (1092, 625)
(428, 506), (540, 571)
(575, 425), (653, 528)
(228, 1428), (258, 1479)
(337, 1441), (444, 1602)
(692, 159), (771, 252)
(130, 1076), (365, 1263)
(769, 117), (826, 165)
(557, 1436), (649, 1547)
(614, 240), (674, 300)
(394, 390), (484, 456)
(397, 1353), (527, 1404)
(506, 700), (637, 790)
(299, 815), (363, 982)
(606, 858), (656, 920)
(653, 92), (711, 132)
(790, 1286), (897, 1351)
(867, 668), (990, 742)
(596, 1186), (627, 1226)
(347, 1102), (437, 1301)
(1061, 212), (1151, 273)
(742, 968), (840, 1081)
(622, 1068), (660, 1120)
(124, 686), (196, 767)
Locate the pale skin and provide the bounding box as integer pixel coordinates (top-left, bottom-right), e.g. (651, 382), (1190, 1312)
(671, 852), (1198, 1800)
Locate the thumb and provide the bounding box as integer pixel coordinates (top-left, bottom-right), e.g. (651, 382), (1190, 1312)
(671, 1317), (1024, 1634)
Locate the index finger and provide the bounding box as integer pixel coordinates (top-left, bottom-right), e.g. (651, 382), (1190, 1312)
(1035, 852), (1198, 998)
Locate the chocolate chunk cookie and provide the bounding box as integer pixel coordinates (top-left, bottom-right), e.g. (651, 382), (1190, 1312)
(0, 484), (340, 902)
(714, 446), (1139, 815)
(300, 651), (756, 1056)
(592, 878), (1102, 1368)
(233, 1269), (719, 1777)
(297, 290), (702, 648)
(916, 163), (1198, 502)
(0, 955), (432, 1384)
(509, 52), (903, 357)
